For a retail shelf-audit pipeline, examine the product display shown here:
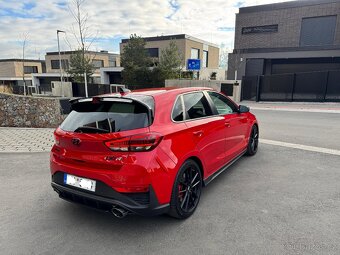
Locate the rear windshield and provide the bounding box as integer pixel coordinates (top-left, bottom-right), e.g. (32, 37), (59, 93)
(60, 100), (151, 133)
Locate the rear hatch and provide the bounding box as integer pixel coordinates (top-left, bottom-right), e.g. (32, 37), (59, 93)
(53, 95), (157, 170)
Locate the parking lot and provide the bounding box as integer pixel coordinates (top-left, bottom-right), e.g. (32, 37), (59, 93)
(1, 108), (340, 255)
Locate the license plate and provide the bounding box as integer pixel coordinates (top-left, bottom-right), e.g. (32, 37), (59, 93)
(64, 173), (96, 192)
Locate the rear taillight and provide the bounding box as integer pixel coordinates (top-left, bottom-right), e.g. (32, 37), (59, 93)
(105, 133), (163, 152)
(54, 132), (60, 145)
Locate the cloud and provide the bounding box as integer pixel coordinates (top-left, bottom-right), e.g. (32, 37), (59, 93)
(0, 0), (285, 59)
(167, 0), (180, 19)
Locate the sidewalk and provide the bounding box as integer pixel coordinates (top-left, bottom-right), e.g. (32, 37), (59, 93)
(0, 127), (54, 153)
(1, 101), (340, 153)
(243, 101), (340, 113)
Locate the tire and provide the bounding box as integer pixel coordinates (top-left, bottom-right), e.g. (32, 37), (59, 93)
(168, 159), (203, 219)
(246, 125), (259, 156)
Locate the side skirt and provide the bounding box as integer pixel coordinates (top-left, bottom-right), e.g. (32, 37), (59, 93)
(203, 150), (247, 186)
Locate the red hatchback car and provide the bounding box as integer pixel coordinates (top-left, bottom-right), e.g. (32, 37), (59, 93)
(51, 87), (258, 219)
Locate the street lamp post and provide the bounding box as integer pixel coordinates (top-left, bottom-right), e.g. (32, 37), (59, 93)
(22, 39), (26, 96)
(57, 30), (66, 97)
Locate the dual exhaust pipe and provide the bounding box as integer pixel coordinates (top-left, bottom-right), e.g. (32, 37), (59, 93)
(111, 205), (129, 218)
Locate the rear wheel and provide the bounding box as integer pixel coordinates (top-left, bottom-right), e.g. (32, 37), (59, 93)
(168, 160), (202, 219)
(246, 125), (259, 156)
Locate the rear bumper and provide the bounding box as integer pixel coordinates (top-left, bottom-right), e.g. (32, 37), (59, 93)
(51, 172), (169, 216)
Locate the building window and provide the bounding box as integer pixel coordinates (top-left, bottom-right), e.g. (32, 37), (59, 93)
(51, 59), (69, 70)
(147, 48), (159, 58)
(191, 48), (200, 59)
(242, 24), (278, 34)
(24, 66), (38, 74)
(300, 16), (337, 47)
(17, 80), (32, 86)
(92, 59), (104, 68)
(203, 51), (208, 68)
(109, 56), (117, 67)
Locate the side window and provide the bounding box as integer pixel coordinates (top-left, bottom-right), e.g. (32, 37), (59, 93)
(207, 92), (237, 115)
(172, 96), (184, 122)
(183, 92), (213, 120)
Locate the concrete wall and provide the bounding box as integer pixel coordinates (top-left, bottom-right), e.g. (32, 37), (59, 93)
(165, 79), (222, 91)
(165, 79), (242, 102)
(51, 81), (73, 97)
(199, 68), (226, 80)
(0, 93), (65, 128)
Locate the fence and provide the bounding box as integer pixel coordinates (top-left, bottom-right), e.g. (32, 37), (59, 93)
(241, 70), (340, 102)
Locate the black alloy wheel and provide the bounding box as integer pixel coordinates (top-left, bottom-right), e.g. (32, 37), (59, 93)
(246, 125), (259, 156)
(169, 160), (202, 219)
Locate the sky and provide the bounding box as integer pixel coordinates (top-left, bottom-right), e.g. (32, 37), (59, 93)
(0, 0), (285, 60)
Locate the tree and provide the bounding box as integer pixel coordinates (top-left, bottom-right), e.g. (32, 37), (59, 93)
(68, 50), (94, 83)
(21, 33), (29, 96)
(219, 48), (229, 69)
(121, 36), (184, 88)
(67, 0), (97, 94)
(121, 34), (152, 87)
(157, 41), (183, 80)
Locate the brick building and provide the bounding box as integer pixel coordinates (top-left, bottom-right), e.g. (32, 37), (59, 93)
(228, 0), (340, 101)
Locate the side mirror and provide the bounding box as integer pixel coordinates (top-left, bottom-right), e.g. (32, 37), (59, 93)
(238, 105), (250, 113)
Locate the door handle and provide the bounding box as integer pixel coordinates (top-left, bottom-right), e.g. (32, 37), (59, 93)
(225, 122), (231, 128)
(193, 130), (204, 137)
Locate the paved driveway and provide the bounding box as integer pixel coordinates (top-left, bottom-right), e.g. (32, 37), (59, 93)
(0, 128), (54, 152)
(1, 107), (340, 254)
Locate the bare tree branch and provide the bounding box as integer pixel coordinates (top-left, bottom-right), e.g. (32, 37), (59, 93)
(21, 32), (29, 96)
(67, 0), (97, 85)
(85, 30), (99, 52)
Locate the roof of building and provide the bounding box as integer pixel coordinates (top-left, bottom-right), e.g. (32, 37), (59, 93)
(121, 34), (219, 48)
(46, 50), (119, 56)
(0, 59), (45, 63)
(239, 0), (340, 14)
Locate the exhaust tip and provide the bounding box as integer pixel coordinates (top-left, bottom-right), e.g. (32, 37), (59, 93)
(111, 205), (129, 218)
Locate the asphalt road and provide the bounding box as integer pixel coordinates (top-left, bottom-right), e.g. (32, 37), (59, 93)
(252, 109), (340, 150)
(1, 110), (340, 255)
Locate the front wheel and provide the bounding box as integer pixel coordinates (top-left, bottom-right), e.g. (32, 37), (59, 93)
(246, 125), (259, 156)
(168, 160), (202, 219)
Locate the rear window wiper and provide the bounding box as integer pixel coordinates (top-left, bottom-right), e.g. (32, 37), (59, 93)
(74, 126), (110, 134)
